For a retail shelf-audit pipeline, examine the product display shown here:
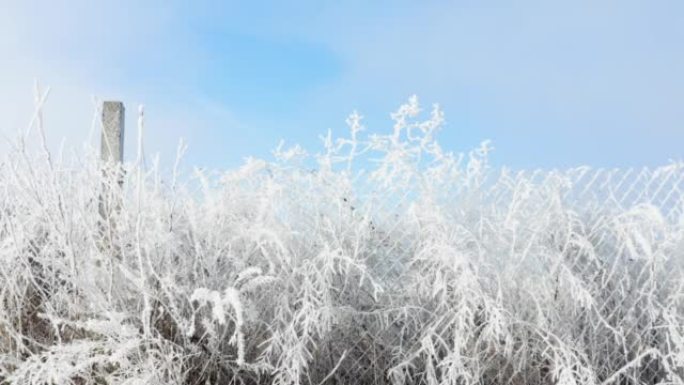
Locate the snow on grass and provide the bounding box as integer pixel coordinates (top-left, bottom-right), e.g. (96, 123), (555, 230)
(0, 93), (682, 384)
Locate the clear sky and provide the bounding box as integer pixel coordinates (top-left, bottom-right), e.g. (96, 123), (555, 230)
(1, 0), (682, 170)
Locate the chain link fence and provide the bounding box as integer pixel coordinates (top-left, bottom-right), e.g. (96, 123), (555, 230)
(311, 163), (684, 385)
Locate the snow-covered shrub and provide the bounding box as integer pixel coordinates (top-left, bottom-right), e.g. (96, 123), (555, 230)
(0, 90), (682, 384)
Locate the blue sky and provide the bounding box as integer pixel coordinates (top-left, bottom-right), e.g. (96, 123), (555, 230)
(1, 0), (682, 170)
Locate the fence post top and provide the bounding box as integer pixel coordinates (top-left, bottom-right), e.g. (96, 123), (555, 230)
(102, 101), (125, 112)
(101, 101), (125, 164)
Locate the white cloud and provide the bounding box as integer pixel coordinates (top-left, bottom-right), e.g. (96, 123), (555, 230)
(1, 0), (682, 169)
(0, 0), (237, 167)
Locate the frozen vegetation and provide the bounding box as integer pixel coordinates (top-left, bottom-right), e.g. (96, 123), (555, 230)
(0, 95), (682, 384)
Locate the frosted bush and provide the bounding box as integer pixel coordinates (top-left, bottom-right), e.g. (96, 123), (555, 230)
(0, 90), (682, 384)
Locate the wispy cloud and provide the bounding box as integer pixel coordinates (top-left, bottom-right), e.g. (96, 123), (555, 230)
(1, 0), (682, 169)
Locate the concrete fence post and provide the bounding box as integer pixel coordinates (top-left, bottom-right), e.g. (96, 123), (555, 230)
(101, 101), (125, 163)
(99, 101), (125, 256)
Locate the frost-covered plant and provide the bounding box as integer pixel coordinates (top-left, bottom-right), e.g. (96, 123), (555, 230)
(0, 88), (682, 385)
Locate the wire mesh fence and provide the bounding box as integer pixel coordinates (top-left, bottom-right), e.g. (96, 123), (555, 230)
(2, 153), (682, 385)
(314, 163), (684, 385)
